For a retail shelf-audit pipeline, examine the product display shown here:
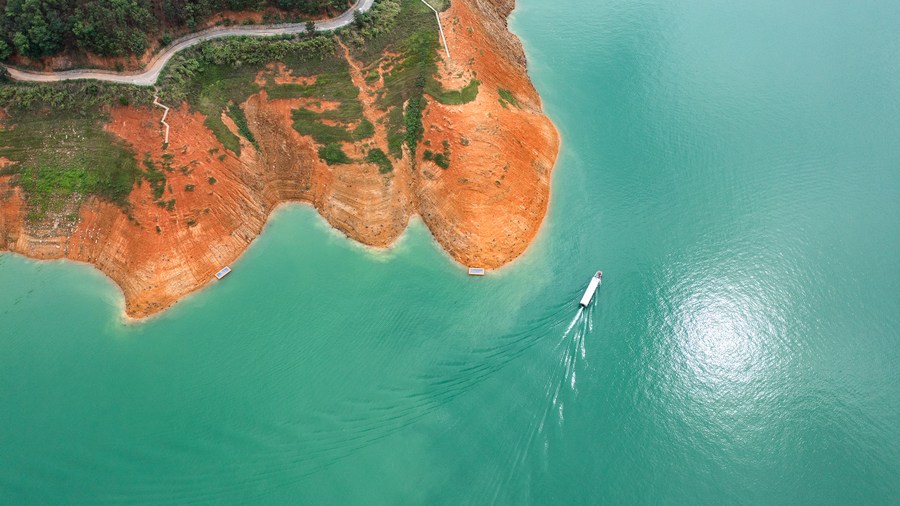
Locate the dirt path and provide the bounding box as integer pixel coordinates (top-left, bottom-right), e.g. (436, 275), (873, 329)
(1, 0), (375, 86)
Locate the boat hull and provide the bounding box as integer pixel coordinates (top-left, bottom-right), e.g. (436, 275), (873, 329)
(579, 272), (602, 307)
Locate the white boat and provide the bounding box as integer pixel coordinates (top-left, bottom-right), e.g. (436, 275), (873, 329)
(579, 271), (602, 307)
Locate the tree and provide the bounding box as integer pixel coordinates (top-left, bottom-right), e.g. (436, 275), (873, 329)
(72, 0), (154, 56)
(305, 20), (316, 35)
(3, 0), (72, 57)
(0, 0), (350, 60)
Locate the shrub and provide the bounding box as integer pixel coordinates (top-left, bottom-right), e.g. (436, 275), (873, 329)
(428, 78), (480, 105)
(433, 152), (449, 169)
(498, 88), (519, 108)
(353, 119), (375, 140)
(365, 148), (393, 173)
(318, 143), (352, 165)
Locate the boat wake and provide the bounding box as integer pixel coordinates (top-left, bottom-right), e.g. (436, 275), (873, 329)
(537, 302), (593, 433)
(491, 302), (596, 503)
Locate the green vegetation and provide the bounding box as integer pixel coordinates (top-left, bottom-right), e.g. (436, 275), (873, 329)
(422, 138), (450, 169)
(184, 63), (260, 155)
(265, 64), (360, 101)
(386, 107), (405, 158)
(227, 103), (258, 149)
(156, 198), (175, 210)
(292, 109), (351, 144)
(433, 152), (449, 169)
(498, 88), (519, 108)
(344, 0), (440, 160)
(0, 0), (458, 216)
(365, 147), (393, 173)
(0, 80), (153, 112)
(0, 112), (138, 218)
(157, 35), (335, 153)
(344, 0), (475, 160)
(354, 118), (375, 139)
(318, 142), (351, 165)
(0, 0), (349, 60)
(290, 110), (374, 144)
(404, 95), (426, 153)
(429, 78), (480, 105)
(71, 0), (153, 57)
(269, 60), (372, 145)
(142, 154), (167, 200)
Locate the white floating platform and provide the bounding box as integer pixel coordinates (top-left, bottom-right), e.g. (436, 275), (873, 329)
(215, 266), (232, 280)
(468, 267), (485, 276)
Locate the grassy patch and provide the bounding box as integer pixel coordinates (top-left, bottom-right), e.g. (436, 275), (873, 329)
(226, 103), (258, 149)
(318, 143), (352, 165)
(0, 111), (139, 218)
(353, 119), (375, 140)
(422, 139), (451, 169)
(0, 80), (152, 112)
(142, 154), (167, 200)
(292, 109), (354, 144)
(498, 88), (519, 108)
(386, 107), (405, 159)
(365, 148), (393, 173)
(269, 59), (371, 146)
(155, 35), (337, 154)
(428, 78), (480, 105)
(345, 0), (443, 160)
(266, 67), (360, 102)
(188, 64), (261, 155)
(433, 152), (449, 169)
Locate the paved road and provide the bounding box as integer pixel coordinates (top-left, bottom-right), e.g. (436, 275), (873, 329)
(2, 0), (375, 86)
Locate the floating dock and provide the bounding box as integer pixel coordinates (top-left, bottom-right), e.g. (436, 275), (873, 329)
(215, 266), (232, 280)
(468, 267), (485, 276)
(579, 271), (602, 307)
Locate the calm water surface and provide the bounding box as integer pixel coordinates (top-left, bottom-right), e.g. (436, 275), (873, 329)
(2, 0), (899, 502)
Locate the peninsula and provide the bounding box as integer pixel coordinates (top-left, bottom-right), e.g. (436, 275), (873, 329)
(0, 0), (559, 318)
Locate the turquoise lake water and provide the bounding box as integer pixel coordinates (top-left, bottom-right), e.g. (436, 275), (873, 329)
(2, 0), (900, 502)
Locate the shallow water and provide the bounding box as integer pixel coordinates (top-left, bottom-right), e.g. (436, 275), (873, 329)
(2, 0), (899, 502)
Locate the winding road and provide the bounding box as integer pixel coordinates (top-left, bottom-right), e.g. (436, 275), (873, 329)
(1, 0), (375, 86)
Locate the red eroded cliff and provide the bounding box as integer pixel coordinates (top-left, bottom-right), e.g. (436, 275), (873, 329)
(0, 0), (558, 318)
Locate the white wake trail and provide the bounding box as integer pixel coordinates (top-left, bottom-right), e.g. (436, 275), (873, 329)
(509, 305), (593, 475)
(492, 291), (602, 502)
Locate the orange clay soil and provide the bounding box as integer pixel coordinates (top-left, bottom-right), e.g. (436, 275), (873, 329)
(0, 0), (559, 319)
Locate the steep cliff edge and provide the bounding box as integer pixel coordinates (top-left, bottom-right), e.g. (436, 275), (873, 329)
(418, 0), (558, 268)
(0, 0), (558, 318)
